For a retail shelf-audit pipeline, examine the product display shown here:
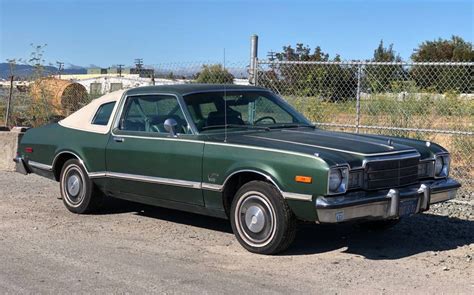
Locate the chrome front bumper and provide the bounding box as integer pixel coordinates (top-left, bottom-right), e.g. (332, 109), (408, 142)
(315, 178), (460, 223)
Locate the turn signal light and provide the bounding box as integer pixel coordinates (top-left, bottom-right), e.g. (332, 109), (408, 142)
(25, 147), (33, 153)
(295, 175), (312, 183)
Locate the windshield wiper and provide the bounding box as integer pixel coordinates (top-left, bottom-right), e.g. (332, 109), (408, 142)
(202, 124), (270, 131)
(268, 123), (316, 129)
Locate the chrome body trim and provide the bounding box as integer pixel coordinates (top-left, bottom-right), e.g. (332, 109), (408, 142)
(281, 192), (313, 201)
(221, 169), (281, 192)
(315, 178), (460, 223)
(245, 135), (418, 157)
(105, 172), (202, 189)
(52, 151), (88, 174)
(88, 172), (107, 178)
(201, 183), (222, 191)
(88, 171), (313, 201)
(28, 160), (53, 171)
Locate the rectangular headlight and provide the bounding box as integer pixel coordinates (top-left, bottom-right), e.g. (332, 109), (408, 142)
(328, 166), (349, 195)
(434, 154), (450, 178)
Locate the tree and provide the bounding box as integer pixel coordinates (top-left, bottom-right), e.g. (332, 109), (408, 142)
(195, 64), (234, 84)
(410, 36), (473, 93)
(411, 36), (473, 62)
(260, 44), (357, 101)
(366, 40), (405, 93)
(373, 40), (401, 62)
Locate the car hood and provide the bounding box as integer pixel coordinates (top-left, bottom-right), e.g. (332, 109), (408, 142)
(205, 128), (439, 168)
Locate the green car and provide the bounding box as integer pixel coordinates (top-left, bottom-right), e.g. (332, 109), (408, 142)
(14, 84), (460, 254)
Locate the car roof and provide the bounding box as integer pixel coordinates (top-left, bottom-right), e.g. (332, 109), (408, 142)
(124, 84), (267, 97)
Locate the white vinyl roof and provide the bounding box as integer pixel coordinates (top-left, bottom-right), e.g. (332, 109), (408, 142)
(59, 89), (125, 134)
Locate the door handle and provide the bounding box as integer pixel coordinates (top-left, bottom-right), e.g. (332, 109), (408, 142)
(113, 137), (125, 143)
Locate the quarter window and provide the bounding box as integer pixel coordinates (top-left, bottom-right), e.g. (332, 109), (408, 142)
(92, 102), (116, 126)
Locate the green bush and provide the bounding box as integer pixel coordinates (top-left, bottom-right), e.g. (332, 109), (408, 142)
(195, 64), (234, 84)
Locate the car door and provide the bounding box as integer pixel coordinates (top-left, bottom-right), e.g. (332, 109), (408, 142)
(105, 93), (204, 205)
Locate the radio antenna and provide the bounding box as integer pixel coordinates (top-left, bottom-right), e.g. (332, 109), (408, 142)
(223, 48), (227, 143)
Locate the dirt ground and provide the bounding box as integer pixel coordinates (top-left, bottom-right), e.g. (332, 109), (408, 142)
(0, 171), (472, 294)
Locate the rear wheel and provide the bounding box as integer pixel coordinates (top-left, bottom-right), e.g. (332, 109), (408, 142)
(230, 181), (296, 255)
(59, 159), (103, 214)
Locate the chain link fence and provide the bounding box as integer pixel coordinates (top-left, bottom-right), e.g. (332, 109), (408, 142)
(257, 60), (473, 196)
(1, 60), (472, 197)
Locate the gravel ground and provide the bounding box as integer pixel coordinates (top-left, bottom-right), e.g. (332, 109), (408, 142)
(0, 171), (472, 294)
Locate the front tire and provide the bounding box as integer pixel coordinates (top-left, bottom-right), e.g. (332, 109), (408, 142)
(59, 159), (103, 214)
(230, 181), (296, 255)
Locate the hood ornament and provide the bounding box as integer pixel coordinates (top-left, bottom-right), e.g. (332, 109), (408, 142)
(426, 141), (431, 147)
(387, 139), (393, 146)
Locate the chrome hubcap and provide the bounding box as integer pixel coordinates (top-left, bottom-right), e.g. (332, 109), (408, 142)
(67, 174), (81, 196)
(62, 165), (85, 207)
(245, 205), (265, 233)
(236, 192), (276, 247)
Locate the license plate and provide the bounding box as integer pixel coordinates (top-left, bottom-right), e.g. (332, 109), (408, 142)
(399, 199), (418, 217)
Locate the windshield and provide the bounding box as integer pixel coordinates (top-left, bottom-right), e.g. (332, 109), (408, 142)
(183, 90), (311, 132)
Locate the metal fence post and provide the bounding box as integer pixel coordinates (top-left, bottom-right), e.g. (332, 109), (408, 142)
(249, 34), (258, 85)
(5, 75), (14, 128)
(355, 64), (362, 133)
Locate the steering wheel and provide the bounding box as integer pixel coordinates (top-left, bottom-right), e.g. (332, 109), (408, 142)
(254, 116), (277, 124)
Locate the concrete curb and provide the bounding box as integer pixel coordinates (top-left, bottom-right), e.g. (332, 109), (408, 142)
(0, 132), (23, 172)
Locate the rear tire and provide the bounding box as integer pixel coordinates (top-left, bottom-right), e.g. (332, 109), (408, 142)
(230, 181), (296, 255)
(59, 159), (103, 214)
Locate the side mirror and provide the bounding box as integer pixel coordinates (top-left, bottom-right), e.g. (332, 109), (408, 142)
(164, 118), (178, 137)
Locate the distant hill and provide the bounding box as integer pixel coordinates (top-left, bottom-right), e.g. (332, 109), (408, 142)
(0, 63), (87, 80)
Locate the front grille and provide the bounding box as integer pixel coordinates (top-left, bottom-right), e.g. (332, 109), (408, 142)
(364, 156), (420, 190)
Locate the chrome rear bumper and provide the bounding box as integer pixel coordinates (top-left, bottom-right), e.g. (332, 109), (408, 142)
(13, 156), (29, 175)
(315, 178), (460, 223)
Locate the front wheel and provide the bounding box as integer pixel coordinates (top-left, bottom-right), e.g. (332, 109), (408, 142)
(230, 181), (296, 255)
(59, 159), (103, 214)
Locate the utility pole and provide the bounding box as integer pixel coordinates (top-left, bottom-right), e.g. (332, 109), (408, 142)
(117, 64), (124, 77)
(267, 50), (276, 71)
(267, 50), (276, 61)
(56, 61), (64, 79)
(5, 59), (16, 128)
(134, 58), (143, 77)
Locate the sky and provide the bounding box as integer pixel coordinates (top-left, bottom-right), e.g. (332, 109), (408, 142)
(0, 0), (472, 68)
